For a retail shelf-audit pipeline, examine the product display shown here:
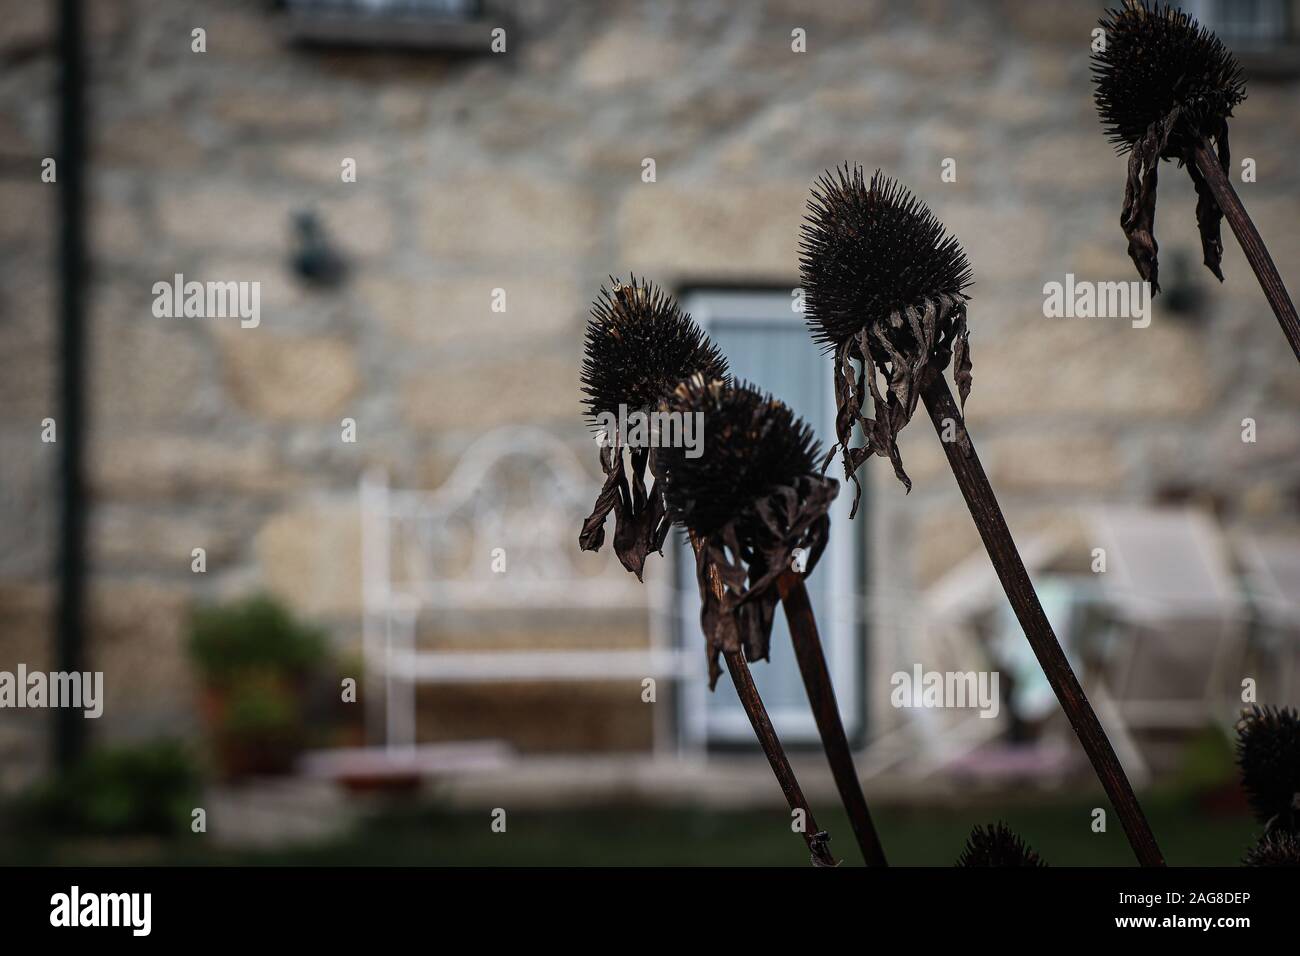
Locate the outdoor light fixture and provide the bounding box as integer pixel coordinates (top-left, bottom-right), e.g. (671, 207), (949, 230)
(289, 210), (347, 288)
(1159, 250), (1208, 318)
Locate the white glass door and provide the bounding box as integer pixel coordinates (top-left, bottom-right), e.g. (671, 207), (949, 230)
(676, 290), (864, 746)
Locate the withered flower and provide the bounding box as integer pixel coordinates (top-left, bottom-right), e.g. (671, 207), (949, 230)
(657, 375), (837, 690)
(799, 165), (972, 510)
(578, 277), (728, 580)
(1092, 1), (1246, 290)
(801, 168), (1162, 864)
(1243, 829), (1300, 867)
(956, 822), (1048, 868)
(1236, 705), (1300, 832)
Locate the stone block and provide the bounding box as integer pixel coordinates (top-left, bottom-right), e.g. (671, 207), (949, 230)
(254, 499), (362, 618)
(214, 326), (360, 422)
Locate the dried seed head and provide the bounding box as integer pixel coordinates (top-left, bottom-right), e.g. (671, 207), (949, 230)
(956, 822), (1047, 868)
(799, 166), (973, 508)
(1243, 829), (1300, 867)
(658, 376), (821, 539)
(577, 277), (729, 580)
(580, 276), (729, 424)
(1236, 706), (1300, 828)
(799, 165), (972, 351)
(659, 374), (837, 690)
(1094, 5), (1242, 290)
(1092, 2), (1245, 156)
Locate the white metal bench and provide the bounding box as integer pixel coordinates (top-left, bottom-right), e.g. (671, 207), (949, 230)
(359, 425), (690, 755)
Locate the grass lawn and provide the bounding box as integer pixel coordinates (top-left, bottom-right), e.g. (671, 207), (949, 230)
(5, 789), (1261, 866)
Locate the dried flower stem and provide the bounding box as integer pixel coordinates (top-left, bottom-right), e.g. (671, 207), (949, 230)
(919, 372), (1165, 867)
(690, 534), (837, 867)
(724, 650), (837, 867)
(1190, 139), (1300, 364)
(777, 570), (889, 866)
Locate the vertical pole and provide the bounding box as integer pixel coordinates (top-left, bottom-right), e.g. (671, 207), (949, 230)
(54, 0), (88, 771)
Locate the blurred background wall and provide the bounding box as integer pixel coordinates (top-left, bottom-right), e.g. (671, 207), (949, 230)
(0, 0), (1297, 821)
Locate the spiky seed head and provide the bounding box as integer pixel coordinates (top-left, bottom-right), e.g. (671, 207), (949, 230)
(580, 277), (729, 425)
(956, 822), (1047, 868)
(658, 376), (821, 538)
(1243, 829), (1300, 867)
(1236, 706), (1300, 826)
(799, 165), (972, 351)
(1092, 2), (1245, 155)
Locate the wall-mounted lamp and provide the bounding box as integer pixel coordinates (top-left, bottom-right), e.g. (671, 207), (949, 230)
(1161, 249), (1207, 320)
(289, 209), (347, 288)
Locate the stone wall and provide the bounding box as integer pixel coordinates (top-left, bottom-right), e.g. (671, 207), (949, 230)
(2, 0), (1298, 774)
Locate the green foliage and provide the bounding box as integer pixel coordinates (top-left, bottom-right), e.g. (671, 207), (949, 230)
(189, 594), (328, 684)
(220, 672), (300, 739)
(1176, 722), (1236, 792)
(22, 740), (200, 838)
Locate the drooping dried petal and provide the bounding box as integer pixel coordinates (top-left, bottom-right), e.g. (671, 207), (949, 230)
(1187, 126), (1231, 281)
(952, 321), (972, 409)
(1119, 108), (1176, 291)
(823, 293), (970, 512)
(689, 475), (837, 689)
(578, 436), (626, 554)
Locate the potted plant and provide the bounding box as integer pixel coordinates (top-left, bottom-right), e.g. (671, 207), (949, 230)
(188, 595), (329, 780)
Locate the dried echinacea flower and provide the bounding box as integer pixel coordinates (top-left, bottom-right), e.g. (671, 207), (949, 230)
(657, 375), (837, 690)
(956, 823), (1047, 868)
(1243, 829), (1300, 867)
(799, 165), (972, 509)
(578, 277), (728, 580)
(1092, 1), (1244, 288)
(578, 284), (840, 866)
(657, 374), (843, 867)
(656, 374), (888, 866)
(1093, 2), (1300, 363)
(658, 375), (889, 866)
(1235, 706), (1300, 833)
(800, 168), (1165, 866)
